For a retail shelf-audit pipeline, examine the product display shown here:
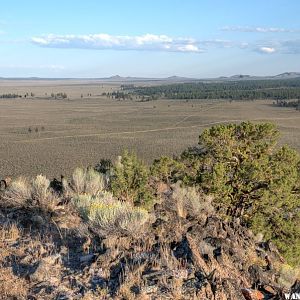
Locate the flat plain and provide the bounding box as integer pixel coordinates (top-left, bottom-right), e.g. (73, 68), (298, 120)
(1, 79), (300, 178)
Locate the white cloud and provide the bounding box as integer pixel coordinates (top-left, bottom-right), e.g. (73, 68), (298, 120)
(31, 33), (205, 53)
(30, 32), (300, 56)
(252, 40), (300, 54)
(258, 47), (276, 54)
(221, 26), (300, 33)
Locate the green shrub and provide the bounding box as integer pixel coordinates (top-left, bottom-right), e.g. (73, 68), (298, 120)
(111, 151), (153, 208)
(195, 122), (300, 265)
(151, 156), (185, 183)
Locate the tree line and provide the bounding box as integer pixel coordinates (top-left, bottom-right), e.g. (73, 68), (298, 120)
(126, 78), (300, 101)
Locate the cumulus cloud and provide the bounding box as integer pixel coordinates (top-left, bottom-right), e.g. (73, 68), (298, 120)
(221, 26), (300, 33)
(31, 33), (205, 53)
(31, 32), (300, 56)
(258, 47), (276, 54)
(251, 39), (300, 54)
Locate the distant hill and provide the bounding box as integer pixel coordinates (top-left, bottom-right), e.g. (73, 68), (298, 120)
(0, 72), (300, 82)
(101, 75), (198, 82)
(272, 72), (300, 79)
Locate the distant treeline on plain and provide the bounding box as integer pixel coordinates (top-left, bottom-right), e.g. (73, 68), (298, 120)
(124, 78), (300, 101)
(0, 92), (67, 99)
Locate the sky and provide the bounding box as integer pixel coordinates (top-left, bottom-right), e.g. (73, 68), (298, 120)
(1, 0), (300, 78)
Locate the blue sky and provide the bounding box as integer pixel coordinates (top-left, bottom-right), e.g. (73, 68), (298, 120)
(1, 0), (300, 78)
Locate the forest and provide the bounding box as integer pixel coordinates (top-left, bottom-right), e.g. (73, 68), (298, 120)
(125, 78), (300, 102)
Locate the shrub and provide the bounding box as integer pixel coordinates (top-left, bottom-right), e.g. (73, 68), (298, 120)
(67, 167), (105, 197)
(72, 192), (114, 219)
(72, 194), (149, 236)
(1, 175), (58, 212)
(277, 263), (300, 288)
(171, 183), (214, 218)
(195, 122), (300, 265)
(1, 177), (31, 208)
(111, 151), (153, 208)
(151, 156), (185, 183)
(31, 175), (50, 203)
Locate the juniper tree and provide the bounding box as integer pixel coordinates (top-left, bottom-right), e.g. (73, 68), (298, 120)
(196, 122), (300, 265)
(111, 151), (153, 208)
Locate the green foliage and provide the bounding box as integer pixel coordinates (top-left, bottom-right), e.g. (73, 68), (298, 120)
(111, 151), (154, 208)
(195, 122), (300, 265)
(129, 78), (300, 101)
(151, 156), (185, 183)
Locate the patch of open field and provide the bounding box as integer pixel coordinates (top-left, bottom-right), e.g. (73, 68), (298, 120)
(0, 80), (300, 178)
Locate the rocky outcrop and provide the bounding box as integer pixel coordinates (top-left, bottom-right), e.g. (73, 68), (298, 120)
(0, 185), (295, 299)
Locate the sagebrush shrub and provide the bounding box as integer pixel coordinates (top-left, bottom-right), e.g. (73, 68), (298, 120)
(72, 193), (149, 236)
(1, 177), (31, 208)
(1, 175), (58, 212)
(172, 183), (214, 218)
(31, 174), (58, 211)
(67, 167), (105, 197)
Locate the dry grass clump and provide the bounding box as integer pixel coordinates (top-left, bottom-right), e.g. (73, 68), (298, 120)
(72, 194), (149, 236)
(171, 183), (214, 218)
(65, 167), (105, 197)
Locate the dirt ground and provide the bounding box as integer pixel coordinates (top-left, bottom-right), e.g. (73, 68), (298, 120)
(1, 80), (300, 178)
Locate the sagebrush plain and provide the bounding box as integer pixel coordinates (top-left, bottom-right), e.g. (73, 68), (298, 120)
(1, 79), (300, 178)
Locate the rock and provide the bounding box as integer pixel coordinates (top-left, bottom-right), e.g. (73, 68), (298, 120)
(30, 254), (61, 282)
(241, 288), (264, 300)
(31, 215), (46, 226)
(262, 284), (276, 295)
(79, 254), (95, 263)
(248, 264), (270, 286)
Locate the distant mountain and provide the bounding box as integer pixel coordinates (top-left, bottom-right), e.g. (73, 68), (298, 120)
(217, 72), (300, 81)
(272, 72), (300, 79)
(100, 75), (199, 82)
(1, 72), (300, 82)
